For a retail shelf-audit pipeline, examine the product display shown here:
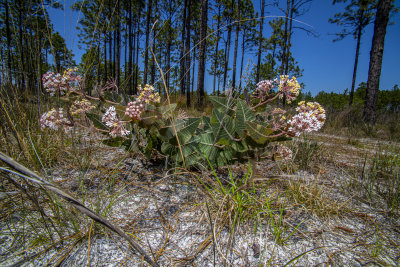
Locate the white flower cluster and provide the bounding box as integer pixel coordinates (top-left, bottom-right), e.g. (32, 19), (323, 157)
(40, 108), (71, 132)
(288, 101), (326, 136)
(42, 68), (81, 96)
(70, 99), (95, 115)
(42, 72), (68, 96)
(102, 106), (130, 137)
(254, 80), (275, 99)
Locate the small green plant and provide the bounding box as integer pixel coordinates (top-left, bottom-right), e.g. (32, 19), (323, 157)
(264, 192), (304, 246)
(360, 146), (400, 212)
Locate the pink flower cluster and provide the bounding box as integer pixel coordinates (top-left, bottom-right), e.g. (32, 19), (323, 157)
(70, 99), (95, 115)
(276, 145), (293, 161)
(254, 80), (275, 99)
(125, 84), (160, 120)
(278, 75), (300, 103)
(40, 108), (72, 132)
(287, 101), (326, 136)
(102, 106), (130, 137)
(42, 68), (81, 96)
(125, 100), (144, 120)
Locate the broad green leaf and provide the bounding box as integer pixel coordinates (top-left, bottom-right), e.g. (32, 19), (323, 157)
(211, 109), (236, 143)
(202, 116), (212, 131)
(158, 119), (186, 141)
(158, 103), (177, 119)
(236, 99), (255, 137)
(102, 137), (124, 147)
(161, 142), (176, 155)
(86, 113), (108, 130)
(198, 132), (219, 161)
(209, 96), (236, 114)
(169, 118), (201, 145)
(245, 121), (275, 144)
(231, 140), (249, 153)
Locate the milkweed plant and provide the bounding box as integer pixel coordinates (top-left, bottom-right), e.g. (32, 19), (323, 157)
(40, 68), (326, 169)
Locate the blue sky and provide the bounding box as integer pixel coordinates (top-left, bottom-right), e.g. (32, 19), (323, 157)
(48, 0), (400, 96)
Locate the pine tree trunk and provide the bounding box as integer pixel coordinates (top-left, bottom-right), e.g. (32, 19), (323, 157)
(239, 30), (246, 95)
(212, 4), (221, 95)
(104, 31), (107, 84)
(280, 0), (290, 75)
(128, 0), (133, 94)
(284, 0), (294, 75)
(256, 0), (265, 83)
(232, 0), (240, 90)
(180, 0), (187, 95)
(223, 24), (232, 91)
(363, 0), (392, 124)
(135, 15), (140, 94)
(144, 0), (153, 85)
(185, 0), (192, 107)
(349, 23), (363, 106)
(197, 0), (208, 108)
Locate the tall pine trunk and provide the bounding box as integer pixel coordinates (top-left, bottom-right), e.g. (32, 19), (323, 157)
(349, 23), (363, 106)
(144, 0), (153, 84)
(180, 0), (187, 96)
(232, 0), (240, 90)
(212, 4), (221, 95)
(223, 24), (232, 91)
(197, 0), (208, 108)
(256, 0), (265, 83)
(363, 0), (392, 124)
(185, 0), (192, 107)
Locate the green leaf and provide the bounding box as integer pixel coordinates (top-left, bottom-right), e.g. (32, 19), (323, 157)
(236, 99), (255, 137)
(158, 104), (177, 119)
(161, 142), (176, 155)
(176, 118), (201, 145)
(102, 137), (124, 147)
(209, 96), (236, 114)
(198, 132), (219, 161)
(202, 116), (212, 131)
(158, 119), (186, 141)
(231, 140), (249, 153)
(211, 109), (235, 143)
(86, 113), (108, 130)
(245, 121), (274, 144)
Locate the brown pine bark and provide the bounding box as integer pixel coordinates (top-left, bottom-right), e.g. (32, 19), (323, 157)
(363, 0), (392, 124)
(144, 0), (153, 85)
(197, 0), (208, 108)
(349, 22), (363, 106)
(179, 0), (187, 96)
(185, 0), (192, 107)
(256, 0), (265, 83)
(231, 0), (240, 90)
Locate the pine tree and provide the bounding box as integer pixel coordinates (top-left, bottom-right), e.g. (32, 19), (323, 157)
(330, 0), (376, 105)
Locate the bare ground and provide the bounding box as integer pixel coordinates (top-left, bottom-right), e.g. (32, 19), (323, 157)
(1, 132), (399, 266)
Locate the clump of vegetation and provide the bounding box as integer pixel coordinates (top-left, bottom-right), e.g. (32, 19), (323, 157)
(39, 69), (326, 171)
